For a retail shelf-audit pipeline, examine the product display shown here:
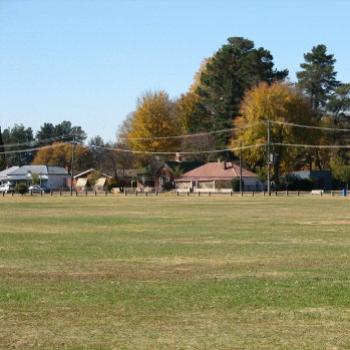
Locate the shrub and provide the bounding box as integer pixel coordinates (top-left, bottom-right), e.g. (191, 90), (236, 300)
(279, 175), (313, 191)
(231, 178), (243, 192)
(15, 183), (28, 195)
(87, 171), (101, 188)
(162, 181), (174, 191)
(107, 178), (119, 191)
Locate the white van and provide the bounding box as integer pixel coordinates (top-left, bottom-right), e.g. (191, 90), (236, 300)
(0, 181), (15, 193)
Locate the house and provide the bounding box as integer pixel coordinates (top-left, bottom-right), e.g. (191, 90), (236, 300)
(137, 160), (203, 191)
(175, 161), (263, 192)
(73, 168), (139, 191)
(73, 168), (113, 192)
(0, 166), (19, 185)
(2, 165), (69, 190)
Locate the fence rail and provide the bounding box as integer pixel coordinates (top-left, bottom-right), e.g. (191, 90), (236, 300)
(0, 189), (348, 198)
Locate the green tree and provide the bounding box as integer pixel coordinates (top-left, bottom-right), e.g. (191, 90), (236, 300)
(2, 124), (34, 166)
(0, 127), (6, 170)
(36, 121), (87, 144)
(327, 83), (350, 123)
(30, 172), (40, 185)
(330, 156), (350, 189)
(297, 44), (339, 114)
(195, 37), (288, 148)
(36, 123), (56, 143)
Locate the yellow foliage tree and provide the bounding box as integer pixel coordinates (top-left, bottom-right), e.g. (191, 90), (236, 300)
(231, 82), (319, 181)
(127, 91), (180, 152)
(32, 142), (93, 172)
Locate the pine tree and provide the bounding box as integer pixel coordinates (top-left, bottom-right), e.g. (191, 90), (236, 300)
(297, 44), (339, 114)
(195, 37), (288, 148)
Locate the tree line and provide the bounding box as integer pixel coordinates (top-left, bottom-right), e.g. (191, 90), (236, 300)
(0, 121), (133, 178)
(121, 37), (350, 185)
(1, 36), (350, 186)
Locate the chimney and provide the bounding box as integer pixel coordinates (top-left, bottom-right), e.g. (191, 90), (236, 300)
(175, 152), (182, 163)
(223, 161), (232, 170)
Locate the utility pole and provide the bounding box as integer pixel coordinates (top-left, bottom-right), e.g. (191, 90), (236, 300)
(70, 134), (76, 195)
(239, 141), (243, 195)
(267, 119), (271, 196)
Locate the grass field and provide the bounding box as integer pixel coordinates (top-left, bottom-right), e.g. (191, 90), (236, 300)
(1, 195), (350, 349)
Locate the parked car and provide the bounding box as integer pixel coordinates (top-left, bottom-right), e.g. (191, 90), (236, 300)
(0, 182), (15, 193)
(28, 185), (49, 193)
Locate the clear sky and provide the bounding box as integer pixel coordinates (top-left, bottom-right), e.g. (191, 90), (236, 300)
(1, 0), (349, 141)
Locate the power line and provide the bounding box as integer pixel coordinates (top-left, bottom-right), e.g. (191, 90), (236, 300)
(118, 122), (263, 141)
(3, 134), (74, 149)
(0, 123), (260, 149)
(4, 138), (350, 156)
(90, 143), (265, 155)
(0, 142), (68, 155)
(269, 120), (350, 132)
(272, 142), (350, 149)
(0, 141), (265, 156)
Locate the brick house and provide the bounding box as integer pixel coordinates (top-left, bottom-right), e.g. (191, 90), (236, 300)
(175, 161), (263, 192)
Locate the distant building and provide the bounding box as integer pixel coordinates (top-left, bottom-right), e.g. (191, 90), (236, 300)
(0, 166), (19, 185)
(73, 168), (139, 191)
(137, 161), (203, 191)
(175, 161), (263, 191)
(290, 170), (332, 190)
(73, 168), (112, 192)
(1, 165), (69, 190)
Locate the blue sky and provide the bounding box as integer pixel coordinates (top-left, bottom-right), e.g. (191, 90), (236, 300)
(0, 0), (349, 141)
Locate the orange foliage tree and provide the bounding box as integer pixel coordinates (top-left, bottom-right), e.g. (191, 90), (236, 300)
(32, 142), (93, 172)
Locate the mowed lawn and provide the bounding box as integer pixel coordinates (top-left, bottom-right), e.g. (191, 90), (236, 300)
(1, 195), (350, 349)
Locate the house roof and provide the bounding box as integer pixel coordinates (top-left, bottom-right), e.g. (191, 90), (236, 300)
(161, 161), (204, 174)
(176, 162), (257, 181)
(0, 166), (19, 180)
(74, 168), (112, 179)
(139, 161), (204, 177)
(7, 165), (68, 177)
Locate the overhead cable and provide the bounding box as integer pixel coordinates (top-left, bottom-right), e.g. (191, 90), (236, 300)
(269, 120), (350, 132)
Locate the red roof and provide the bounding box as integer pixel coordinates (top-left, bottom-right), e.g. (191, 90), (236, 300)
(176, 162), (257, 181)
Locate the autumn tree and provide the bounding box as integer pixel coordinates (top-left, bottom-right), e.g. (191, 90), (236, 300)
(171, 92), (213, 160)
(127, 91), (180, 152)
(195, 37), (288, 148)
(32, 142), (93, 172)
(231, 82), (318, 183)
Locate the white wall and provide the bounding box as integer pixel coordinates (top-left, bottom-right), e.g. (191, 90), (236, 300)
(47, 175), (69, 190)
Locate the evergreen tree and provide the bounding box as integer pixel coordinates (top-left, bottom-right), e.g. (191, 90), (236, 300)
(0, 127), (6, 170)
(36, 121), (87, 144)
(2, 124), (34, 166)
(195, 37), (288, 148)
(297, 44), (339, 114)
